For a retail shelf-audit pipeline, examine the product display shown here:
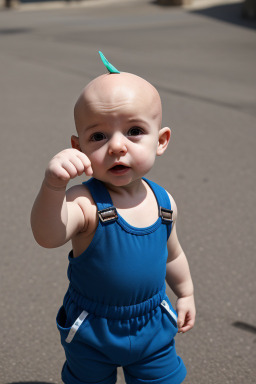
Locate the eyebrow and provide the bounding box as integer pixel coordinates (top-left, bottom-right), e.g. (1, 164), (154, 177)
(84, 123), (101, 132)
(82, 118), (149, 134)
(85, 119), (147, 128)
(127, 118), (148, 125)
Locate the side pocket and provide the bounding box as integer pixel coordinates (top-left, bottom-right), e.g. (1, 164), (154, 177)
(161, 299), (178, 328)
(65, 310), (89, 343)
(56, 305), (89, 344)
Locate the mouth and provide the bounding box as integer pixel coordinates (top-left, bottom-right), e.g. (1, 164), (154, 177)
(109, 164), (130, 175)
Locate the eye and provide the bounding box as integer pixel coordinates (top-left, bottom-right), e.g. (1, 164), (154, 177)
(90, 132), (106, 142)
(128, 127), (144, 136)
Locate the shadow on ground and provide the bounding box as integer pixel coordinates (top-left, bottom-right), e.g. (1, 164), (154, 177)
(7, 382), (57, 384)
(190, 2), (256, 30)
(0, 28), (34, 35)
(20, 0), (64, 3)
(232, 321), (256, 334)
(232, 321), (256, 343)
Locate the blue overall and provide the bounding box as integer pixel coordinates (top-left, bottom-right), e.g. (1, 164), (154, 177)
(56, 178), (187, 384)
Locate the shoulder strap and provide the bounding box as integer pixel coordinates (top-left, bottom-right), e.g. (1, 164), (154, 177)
(143, 178), (173, 238)
(83, 178), (118, 224)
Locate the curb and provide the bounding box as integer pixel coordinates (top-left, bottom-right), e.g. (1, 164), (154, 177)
(0, 0), (244, 12)
(1, 0), (145, 11)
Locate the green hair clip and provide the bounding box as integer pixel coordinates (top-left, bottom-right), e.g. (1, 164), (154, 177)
(99, 51), (120, 74)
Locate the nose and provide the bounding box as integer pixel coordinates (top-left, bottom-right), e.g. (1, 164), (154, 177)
(108, 132), (127, 156)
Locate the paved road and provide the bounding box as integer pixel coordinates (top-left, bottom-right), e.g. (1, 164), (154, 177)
(0, 1), (255, 383)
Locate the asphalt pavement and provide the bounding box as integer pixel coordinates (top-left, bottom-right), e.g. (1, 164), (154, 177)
(0, 1), (256, 383)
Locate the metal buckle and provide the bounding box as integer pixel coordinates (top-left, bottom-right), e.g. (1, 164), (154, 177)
(98, 207), (118, 223)
(159, 207), (173, 223)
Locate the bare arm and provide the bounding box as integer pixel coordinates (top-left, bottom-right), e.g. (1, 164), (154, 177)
(31, 149), (93, 248)
(166, 194), (196, 333)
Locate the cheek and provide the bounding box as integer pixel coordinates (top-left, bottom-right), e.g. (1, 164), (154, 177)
(85, 149), (109, 175)
(87, 153), (101, 169)
(143, 138), (158, 157)
(83, 145), (103, 162)
(135, 145), (156, 170)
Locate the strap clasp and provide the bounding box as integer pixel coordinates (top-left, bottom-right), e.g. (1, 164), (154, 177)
(159, 207), (173, 223)
(98, 207), (118, 223)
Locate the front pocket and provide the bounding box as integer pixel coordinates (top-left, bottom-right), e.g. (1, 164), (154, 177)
(161, 299), (178, 327)
(56, 305), (89, 344)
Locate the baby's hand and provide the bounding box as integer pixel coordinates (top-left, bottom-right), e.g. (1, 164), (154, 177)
(176, 294), (196, 333)
(45, 149), (93, 189)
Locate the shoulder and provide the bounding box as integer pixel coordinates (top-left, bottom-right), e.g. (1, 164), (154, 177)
(166, 190), (178, 224)
(66, 182), (98, 233)
(66, 183), (94, 203)
(145, 178), (178, 223)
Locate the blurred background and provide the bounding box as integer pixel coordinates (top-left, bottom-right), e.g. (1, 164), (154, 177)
(0, 0), (255, 383)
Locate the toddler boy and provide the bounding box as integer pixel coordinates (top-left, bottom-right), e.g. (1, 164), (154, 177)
(31, 57), (195, 384)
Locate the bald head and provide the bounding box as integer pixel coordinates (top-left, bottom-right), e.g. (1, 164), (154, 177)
(74, 72), (162, 134)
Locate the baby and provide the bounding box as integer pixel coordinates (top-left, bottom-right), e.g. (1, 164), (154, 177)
(31, 55), (196, 384)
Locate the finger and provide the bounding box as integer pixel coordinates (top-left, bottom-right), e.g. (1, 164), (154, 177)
(69, 156), (87, 176)
(85, 165), (93, 176)
(61, 160), (79, 179)
(47, 163), (71, 181)
(179, 317), (195, 333)
(178, 324), (193, 333)
(177, 312), (186, 330)
(75, 151), (93, 176)
(70, 153), (93, 176)
(75, 150), (91, 168)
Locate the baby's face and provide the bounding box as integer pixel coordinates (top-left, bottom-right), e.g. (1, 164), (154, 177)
(73, 73), (167, 187)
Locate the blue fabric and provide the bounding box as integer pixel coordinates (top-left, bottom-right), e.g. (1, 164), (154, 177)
(67, 177), (172, 307)
(57, 178), (186, 384)
(56, 295), (186, 384)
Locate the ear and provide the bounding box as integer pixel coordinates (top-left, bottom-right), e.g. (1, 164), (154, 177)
(156, 127), (171, 156)
(71, 135), (81, 151)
